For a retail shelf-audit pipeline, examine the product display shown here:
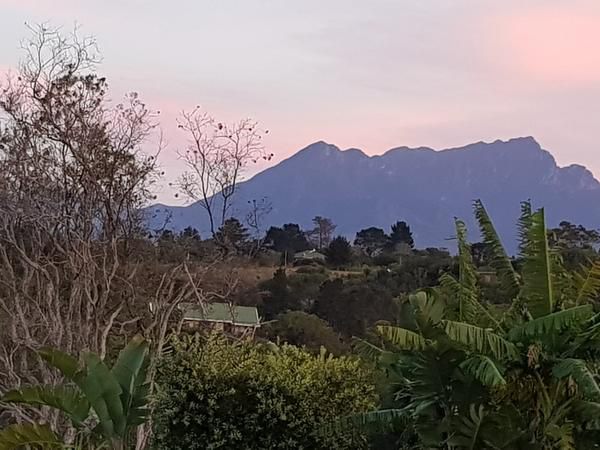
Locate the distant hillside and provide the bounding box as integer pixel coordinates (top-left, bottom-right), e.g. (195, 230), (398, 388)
(147, 137), (600, 252)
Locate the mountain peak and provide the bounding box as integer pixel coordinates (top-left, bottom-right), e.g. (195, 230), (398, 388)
(297, 141), (340, 156)
(149, 136), (600, 252)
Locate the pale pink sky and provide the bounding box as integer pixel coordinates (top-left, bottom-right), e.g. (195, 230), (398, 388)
(2, 1), (600, 204)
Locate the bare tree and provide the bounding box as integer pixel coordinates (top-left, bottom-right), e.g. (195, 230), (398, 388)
(307, 216), (337, 250)
(0, 24), (163, 429)
(245, 197), (272, 256)
(0, 26), (248, 450)
(176, 107), (272, 237)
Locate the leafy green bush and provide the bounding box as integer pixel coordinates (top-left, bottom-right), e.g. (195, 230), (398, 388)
(260, 310), (347, 355)
(152, 334), (376, 449)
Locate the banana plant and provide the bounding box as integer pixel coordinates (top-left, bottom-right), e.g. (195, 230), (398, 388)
(350, 201), (600, 448)
(0, 335), (150, 450)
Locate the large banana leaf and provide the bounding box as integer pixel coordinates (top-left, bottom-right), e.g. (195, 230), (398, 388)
(376, 325), (428, 351)
(573, 261), (600, 306)
(352, 338), (385, 362)
(460, 356), (506, 387)
(508, 305), (594, 341)
(77, 353), (126, 438)
(517, 200), (533, 256)
(2, 386), (90, 426)
(521, 208), (555, 318)
(443, 320), (518, 361)
(447, 404), (486, 449)
(454, 219), (479, 324)
(38, 347), (81, 380)
(409, 290), (445, 325)
(0, 424), (63, 450)
(552, 358), (600, 400)
(110, 335), (150, 426)
(473, 200), (520, 300)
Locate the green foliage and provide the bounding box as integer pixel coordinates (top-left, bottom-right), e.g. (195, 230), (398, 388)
(521, 208), (556, 318)
(375, 325), (428, 351)
(508, 305), (593, 341)
(260, 311), (347, 355)
(259, 268), (328, 319)
(152, 334), (377, 449)
(442, 320), (518, 361)
(389, 221), (414, 249)
(573, 260), (600, 305)
(265, 223), (310, 255)
(312, 278), (399, 337)
(453, 219), (480, 324)
(369, 249), (454, 295)
(215, 217), (250, 253)
(473, 200), (520, 300)
(348, 203), (600, 449)
(325, 236), (353, 267)
(1, 335), (150, 449)
(354, 227), (389, 257)
(0, 424), (63, 450)
(552, 358), (600, 400)
(460, 356), (506, 386)
(2, 386), (90, 426)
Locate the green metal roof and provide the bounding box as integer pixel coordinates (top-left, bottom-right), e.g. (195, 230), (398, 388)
(183, 302), (260, 326)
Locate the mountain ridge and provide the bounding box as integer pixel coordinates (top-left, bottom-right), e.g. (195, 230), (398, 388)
(148, 137), (600, 252)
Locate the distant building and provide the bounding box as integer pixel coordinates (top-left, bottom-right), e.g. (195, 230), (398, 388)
(182, 302), (261, 339)
(293, 249), (326, 266)
(477, 268), (497, 284)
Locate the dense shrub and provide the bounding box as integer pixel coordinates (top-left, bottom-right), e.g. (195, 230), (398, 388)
(152, 334), (376, 450)
(312, 279), (399, 337)
(259, 269), (328, 318)
(260, 310), (347, 355)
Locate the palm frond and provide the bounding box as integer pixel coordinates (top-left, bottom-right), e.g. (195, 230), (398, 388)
(443, 320), (518, 360)
(473, 200), (520, 300)
(553, 358), (600, 400)
(460, 356), (506, 386)
(376, 325), (428, 351)
(509, 305), (594, 341)
(521, 208), (555, 318)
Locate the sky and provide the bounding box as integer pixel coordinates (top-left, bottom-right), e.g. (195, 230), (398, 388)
(2, 0), (600, 204)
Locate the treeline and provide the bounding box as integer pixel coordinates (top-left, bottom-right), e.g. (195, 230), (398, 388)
(155, 214), (422, 266)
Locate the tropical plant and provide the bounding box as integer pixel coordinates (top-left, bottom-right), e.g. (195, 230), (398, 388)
(0, 335), (150, 450)
(348, 201), (600, 449)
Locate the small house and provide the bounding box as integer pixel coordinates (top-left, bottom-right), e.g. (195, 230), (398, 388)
(182, 302), (261, 339)
(293, 249), (326, 266)
(477, 268), (497, 285)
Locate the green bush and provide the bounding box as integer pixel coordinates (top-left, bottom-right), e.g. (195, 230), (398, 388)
(260, 310), (347, 355)
(152, 334), (376, 450)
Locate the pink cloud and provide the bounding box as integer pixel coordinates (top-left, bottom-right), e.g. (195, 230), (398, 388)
(485, 4), (600, 86)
